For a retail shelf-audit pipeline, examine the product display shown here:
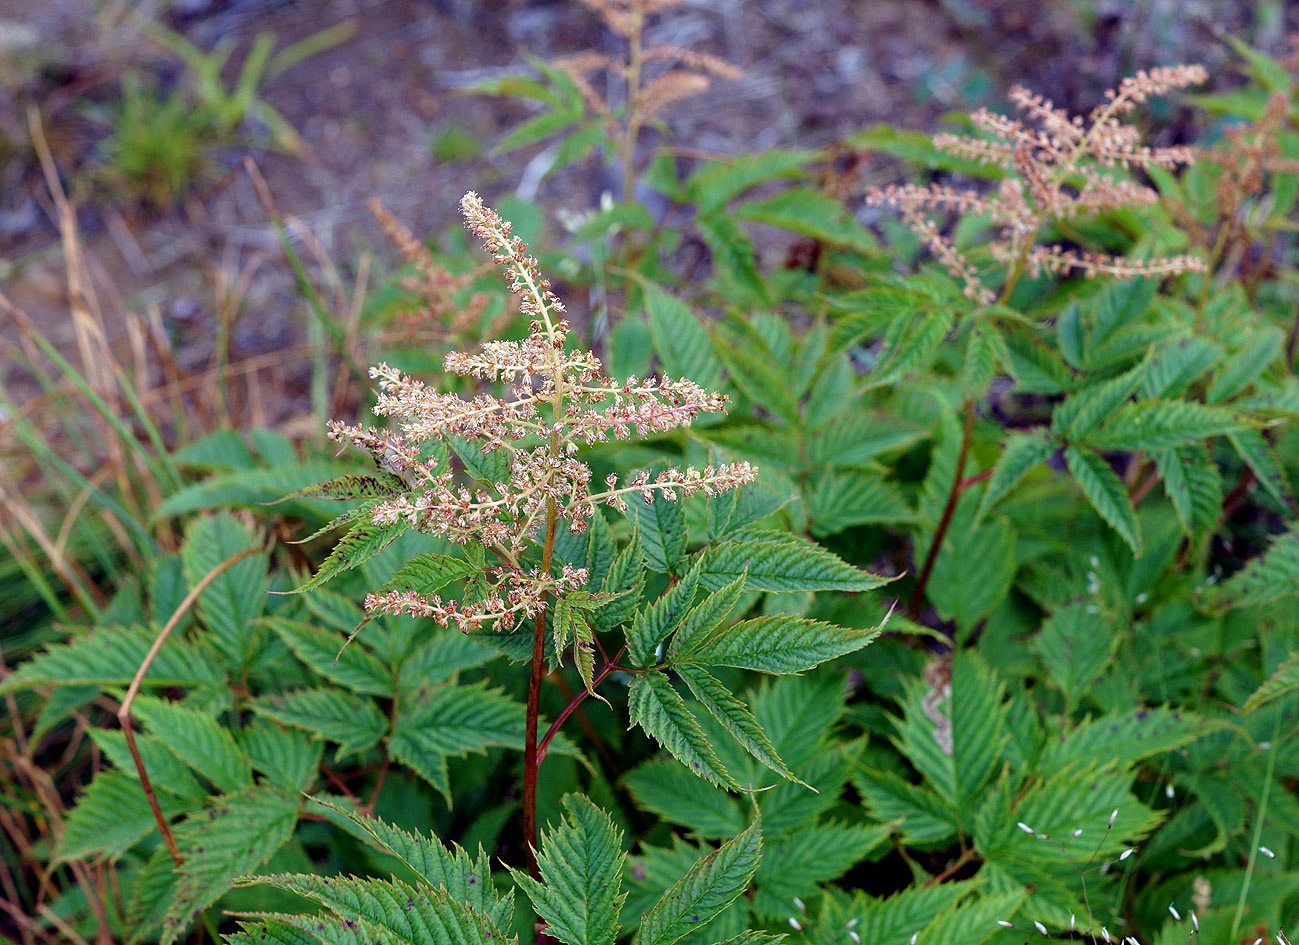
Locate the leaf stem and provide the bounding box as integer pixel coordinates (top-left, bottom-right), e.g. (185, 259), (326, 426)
(523, 496), (558, 881)
(908, 398), (974, 620)
(538, 644), (628, 764)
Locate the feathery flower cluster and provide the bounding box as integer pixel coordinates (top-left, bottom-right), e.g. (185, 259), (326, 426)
(331, 192), (757, 631)
(868, 65), (1208, 303)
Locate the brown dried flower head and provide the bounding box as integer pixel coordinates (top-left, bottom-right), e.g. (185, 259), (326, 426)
(869, 65), (1210, 303)
(330, 193), (756, 632)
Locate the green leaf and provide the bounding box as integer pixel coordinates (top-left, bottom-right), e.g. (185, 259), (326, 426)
(632, 495), (688, 575)
(668, 569), (749, 662)
(643, 284), (724, 391)
(596, 537), (645, 630)
(1035, 603), (1116, 707)
(624, 758), (746, 839)
(636, 820), (762, 945)
(397, 633), (493, 691)
(58, 770), (194, 861)
(1140, 336), (1222, 399)
(388, 682), (533, 800)
(697, 530), (893, 593)
(161, 787), (299, 945)
(705, 479), (795, 542)
(803, 411), (927, 466)
(674, 664), (802, 785)
(682, 614), (881, 675)
(379, 552), (485, 597)
(892, 652), (1007, 824)
(1228, 429), (1295, 508)
(862, 307), (954, 391)
(960, 323), (998, 398)
(88, 729), (205, 800)
(446, 434), (512, 485)
(495, 106), (581, 152)
(0, 624), (223, 694)
(287, 471), (409, 501)
(1052, 356), (1147, 441)
(309, 795), (512, 927)
(180, 513), (267, 666)
(241, 871), (510, 945)
(1242, 650), (1299, 712)
(851, 768), (956, 844)
(686, 150), (817, 210)
(1153, 443), (1222, 538)
(1085, 277), (1157, 369)
(267, 617), (392, 696)
(1208, 326), (1283, 403)
(1036, 706), (1218, 776)
(1084, 400), (1248, 452)
(697, 215), (767, 305)
(976, 430), (1055, 520)
(990, 321), (1073, 394)
(155, 460), (357, 518)
(295, 512), (411, 593)
(252, 688), (388, 759)
(629, 670), (739, 789)
(628, 560), (703, 667)
(510, 795), (626, 945)
(238, 718), (322, 792)
(710, 320), (800, 425)
(816, 879), (978, 945)
(1201, 525), (1299, 611)
(925, 508), (1017, 635)
(806, 470), (913, 536)
(1064, 446), (1141, 556)
(132, 695), (252, 794)
(914, 890), (1024, 945)
(734, 187), (876, 252)
(752, 821), (890, 919)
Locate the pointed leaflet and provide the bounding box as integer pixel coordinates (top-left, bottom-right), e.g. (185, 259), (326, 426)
(294, 514), (411, 593)
(240, 872), (509, 945)
(58, 770), (195, 861)
(595, 535), (645, 630)
(815, 879), (978, 945)
(161, 787), (299, 945)
(623, 758), (747, 839)
(892, 652), (1007, 827)
(643, 283), (724, 391)
(1140, 336), (1221, 399)
(1207, 326), (1283, 403)
(88, 729), (205, 800)
(309, 796), (512, 928)
(1035, 706), (1219, 777)
(379, 552), (486, 597)
(180, 513), (267, 666)
(1083, 400), (1248, 452)
(1228, 429), (1295, 508)
(628, 559), (703, 667)
(1152, 443), (1222, 538)
(697, 529), (892, 593)
(1051, 354), (1147, 442)
(1200, 524), (1299, 611)
(752, 821), (891, 919)
(709, 318), (801, 425)
(1064, 446), (1141, 556)
(805, 470), (913, 536)
(131, 695), (252, 794)
(1034, 602), (1116, 707)
(629, 670), (739, 789)
(508, 795), (626, 945)
(680, 614), (881, 675)
(0, 624), (223, 694)
(632, 496), (688, 575)
(673, 663), (803, 786)
(668, 568), (748, 662)
(861, 307), (954, 391)
(285, 471), (408, 501)
(267, 617), (392, 696)
(552, 595), (600, 698)
(851, 768), (956, 844)
(238, 719), (322, 792)
(1242, 650), (1299, 713)
(913, 891), (1025, 945)
(636, 820), (762, 945)
(251, 688), (388, 759)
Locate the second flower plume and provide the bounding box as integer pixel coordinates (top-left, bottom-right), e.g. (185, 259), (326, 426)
(328, 192), (757, 635)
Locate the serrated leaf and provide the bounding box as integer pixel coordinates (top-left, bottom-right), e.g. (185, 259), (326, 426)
(674, 664), (802, 786)
(252, 688), (388, 759)
(0, 624), (223, 694)
(132, 695), (252, 794)
(380, 552), (485, 597)
(1201, 525), (1299, 611)
(991, 321), (1073, 394)
(862, 307), (954, 391)
(1208, 326), (1283, 403)
(734, 187), (876, 251)
(752, 821), (889, 919)
(851, 768), (956, 845)
(58, 770), (194, 861)
(682, 614), (880, 675)
(632, 496), (688, 575)
(624, 758), (746, 838)
(628, 560), (703, 667)
(161, 787), (299, 944)
(804, 411), (927, 466)
(976, 430), (1055, 520)
(1153, 443), (1222, 538)
(636, 820), (762, 945)
(644, 285), (724, 391)
(697, 215), (767, 305)
(180, 513), (267, 666)
(242, 872), (509, 945)
(669, 569), (749, 662)
(1242, 650), (1299, 712)
(596, 537), (645, 630)
(446, 434), (512, 486)
(698, 530), (892, 594)
(705, 479), (795, 541)
(1065, 446), (1141, 556)
(388, 681), (533, 800)
(295, 513), (411, 593)
(1034, 603), (1117, 708)
(892, 652), (1007, 825)
(1053, 356), (1147, 441)
(1036, 706), (1218, 776)
(1228, 429), (1295, 508)
(397, 633), (493, 691)
(288, 471), (409, 501)
(309, 796), (512, 927)
(816, 879), (978, 945)
(806, 469), (913, 536)
(509, 795), (626, 945)
(961, 323), (998, 397)
(1084, 400), (1248, 452)
(710, 320), (800, 425)
(914, 890), (1024, 945)
(155, 460), (357, 519)
(89, 729), (206, 800)
(629, 670), (739, 789)
(238, 719), (322, 792)
(1141, 336), (1222, 399)
(686, 150), (817, 210)
(267, 617), (392, 696)
(1085, 277), (1157, 368)
(127, 847), (182, 943)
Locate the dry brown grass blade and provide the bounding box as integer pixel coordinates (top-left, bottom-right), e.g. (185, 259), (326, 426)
(116, 543), (264, 866)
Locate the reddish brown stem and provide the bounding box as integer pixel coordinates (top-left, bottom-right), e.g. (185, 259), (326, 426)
(537, 645), (628, 764)
(908, 399), (975, 621)
(523, 498), (559, 884)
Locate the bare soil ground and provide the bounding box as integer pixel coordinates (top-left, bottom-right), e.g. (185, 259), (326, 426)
(0, 0), (1294, 423)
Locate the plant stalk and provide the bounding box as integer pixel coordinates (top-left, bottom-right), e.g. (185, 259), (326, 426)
(908, 398), (974, 620)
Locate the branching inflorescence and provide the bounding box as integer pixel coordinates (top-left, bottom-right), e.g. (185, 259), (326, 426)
(869, 65), (1210, 304)
(329, 192), (756, 633)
